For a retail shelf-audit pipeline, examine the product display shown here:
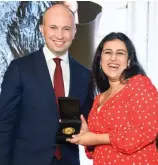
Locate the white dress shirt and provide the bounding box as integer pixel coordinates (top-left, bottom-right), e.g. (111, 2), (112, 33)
(43, 45), (70, 97)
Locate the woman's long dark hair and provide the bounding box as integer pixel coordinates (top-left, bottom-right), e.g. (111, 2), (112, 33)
(92, 32), (146, 93)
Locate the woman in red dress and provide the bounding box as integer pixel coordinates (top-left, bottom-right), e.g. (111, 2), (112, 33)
(67, 32), (158, 165)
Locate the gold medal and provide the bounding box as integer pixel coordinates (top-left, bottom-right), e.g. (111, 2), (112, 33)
(62, 127), (75, 135)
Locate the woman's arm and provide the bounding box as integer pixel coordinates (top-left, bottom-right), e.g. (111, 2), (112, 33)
(109, 75), (158, 154)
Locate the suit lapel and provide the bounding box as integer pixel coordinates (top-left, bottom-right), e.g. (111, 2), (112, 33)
(33, 49), (56, 104)
(33, 52), (83, 101)
(68, 56), (81, 97)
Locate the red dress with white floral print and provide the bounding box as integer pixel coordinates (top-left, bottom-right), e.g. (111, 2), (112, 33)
(87, 74), (158, 165)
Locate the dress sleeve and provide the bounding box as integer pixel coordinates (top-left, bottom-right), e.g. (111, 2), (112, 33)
(85, 146), (94, 159)
(109, 75), (158, 154)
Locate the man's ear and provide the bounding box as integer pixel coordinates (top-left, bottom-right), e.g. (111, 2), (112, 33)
(39, 25), (44, 36)
(73, 26), (77, 39)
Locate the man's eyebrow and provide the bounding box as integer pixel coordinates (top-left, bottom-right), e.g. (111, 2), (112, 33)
(63, 26), (71, 28)
(49, 25), (56, 27)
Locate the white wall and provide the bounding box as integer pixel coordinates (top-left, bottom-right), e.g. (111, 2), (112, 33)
(127, 1), (158, 89)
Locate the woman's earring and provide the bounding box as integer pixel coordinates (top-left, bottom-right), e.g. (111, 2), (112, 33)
(100, 65), (104, 77)
(127, 62), (130, 68)
(100, 65), (103, 71)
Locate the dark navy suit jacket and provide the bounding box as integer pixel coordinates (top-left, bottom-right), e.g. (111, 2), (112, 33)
(0, 49), (93, 165)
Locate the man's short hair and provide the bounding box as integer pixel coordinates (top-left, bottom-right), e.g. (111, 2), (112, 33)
(39, 2), (74, 25)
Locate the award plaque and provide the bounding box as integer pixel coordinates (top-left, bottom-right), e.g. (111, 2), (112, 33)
(56, 97), (81, 143)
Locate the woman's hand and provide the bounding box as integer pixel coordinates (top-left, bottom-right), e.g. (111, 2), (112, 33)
(79, 114), (89, 134)
(66, 114), (111, 146)
(66, 115), (95, 146)
(66, 132), (97, 146)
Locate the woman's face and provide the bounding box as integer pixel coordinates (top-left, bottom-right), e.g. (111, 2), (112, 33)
(100, 39), (129, 81)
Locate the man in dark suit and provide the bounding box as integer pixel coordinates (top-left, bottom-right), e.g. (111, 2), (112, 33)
(0, 3), (93, 165)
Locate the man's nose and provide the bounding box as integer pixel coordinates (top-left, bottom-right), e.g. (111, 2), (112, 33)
(56, 30), (63, 39)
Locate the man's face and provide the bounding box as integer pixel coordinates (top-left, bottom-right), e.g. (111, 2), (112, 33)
(40, 5), (76, 56)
